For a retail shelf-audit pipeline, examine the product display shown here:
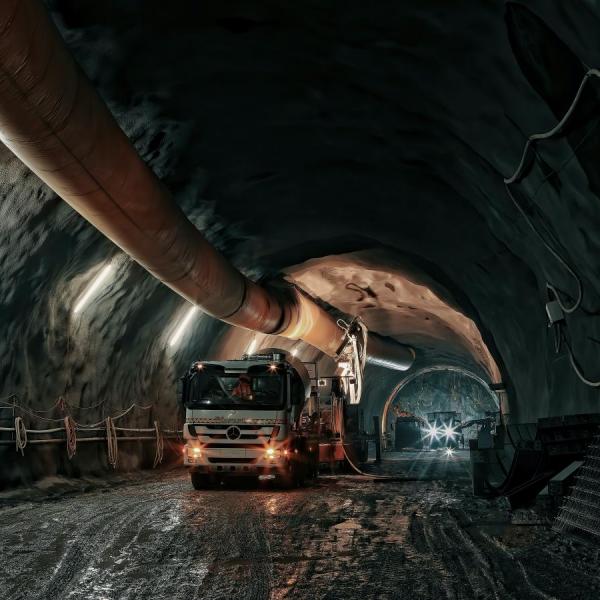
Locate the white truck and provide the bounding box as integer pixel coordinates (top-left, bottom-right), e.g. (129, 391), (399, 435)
(180, 351), (319, 489)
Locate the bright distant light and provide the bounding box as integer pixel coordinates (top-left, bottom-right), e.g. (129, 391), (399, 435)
(442, 425), (457, 440)
(424, 424), (439, 440)
(445, 447), (455, 457)
(73, 262), (114, 314)
(169, 305), (198, 348)
(247, 339), (257, 355)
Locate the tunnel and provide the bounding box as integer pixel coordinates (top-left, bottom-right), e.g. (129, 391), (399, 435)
(1, 1), (600, 598)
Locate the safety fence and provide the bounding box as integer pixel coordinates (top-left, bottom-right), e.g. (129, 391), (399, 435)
(0, 395), (182, 469)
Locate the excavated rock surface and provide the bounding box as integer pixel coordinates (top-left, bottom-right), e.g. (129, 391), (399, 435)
(2, 0), (600, 481)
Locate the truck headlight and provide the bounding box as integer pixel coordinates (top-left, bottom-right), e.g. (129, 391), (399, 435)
(265, 447), (281, 460)
(186, 445), (202, 459)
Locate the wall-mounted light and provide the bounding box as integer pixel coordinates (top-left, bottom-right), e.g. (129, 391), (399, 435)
(169, 305), (198, 348)
(73, 262), (114, 314)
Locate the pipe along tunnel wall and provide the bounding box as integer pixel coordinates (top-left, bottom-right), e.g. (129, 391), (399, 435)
(2, 1), (600, 485)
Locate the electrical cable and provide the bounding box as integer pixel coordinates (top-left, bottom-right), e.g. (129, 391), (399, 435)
(504, 68), (600, 387)
(504, 184), (582, 314)
(502, 70), (600, 314)
(548, 287), (600, 386)
(552, 320), (562, 354)
(562, 331), (600, 387)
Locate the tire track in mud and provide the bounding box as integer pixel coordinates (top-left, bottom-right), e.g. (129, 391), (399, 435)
(2, 457), (600, 600)
(38, 493), (166, 599)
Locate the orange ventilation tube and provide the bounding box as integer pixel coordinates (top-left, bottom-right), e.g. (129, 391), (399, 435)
(0, 0), (414, 369)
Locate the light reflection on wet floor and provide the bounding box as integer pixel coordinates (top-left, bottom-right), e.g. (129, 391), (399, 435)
(0, 451), (598, 599)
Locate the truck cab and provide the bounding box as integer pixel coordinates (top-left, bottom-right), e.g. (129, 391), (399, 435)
(180, 351), (319, 489)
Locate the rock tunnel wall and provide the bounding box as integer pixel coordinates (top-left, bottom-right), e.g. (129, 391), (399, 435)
(2, 0), (600, 483)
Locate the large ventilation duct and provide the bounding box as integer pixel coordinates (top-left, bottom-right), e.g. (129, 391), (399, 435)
(0, 0), (414, 370)
(365, 334), (416, 371)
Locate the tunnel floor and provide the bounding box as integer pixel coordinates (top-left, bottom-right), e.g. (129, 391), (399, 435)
(0, 452), (598, 600)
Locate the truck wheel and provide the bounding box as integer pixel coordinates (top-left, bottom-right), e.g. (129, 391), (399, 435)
(190, 471), (210, 490)
(296, 461), (306, 487)
(304, 449), (318, 483)
(279, 462), (300, 489)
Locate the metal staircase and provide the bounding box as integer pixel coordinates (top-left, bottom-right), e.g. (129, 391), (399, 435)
(554, 436), (600, 538)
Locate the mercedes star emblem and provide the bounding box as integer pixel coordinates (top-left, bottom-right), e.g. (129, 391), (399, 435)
(226, 426), (241, 440)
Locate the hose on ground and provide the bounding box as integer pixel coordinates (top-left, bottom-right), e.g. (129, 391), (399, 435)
(64, 416), (77, 459)
(106, 417), (118, 468)
(153, 420), (164, 468)
(330, 395), (397, 481)
(14, 417), (27, 455)
(340, 440), (390, 480)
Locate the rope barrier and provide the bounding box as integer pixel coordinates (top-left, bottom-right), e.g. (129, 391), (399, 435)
(153, 420), (164, 468)
(74, 403), (152, 429)
(0, 396), (179, 468)
(0, 435), (181, 446)
(14, 417), (27, 455)
(0, 398), (155, 427)
(105, 417), (118, 468)
(64, 416), (77, 459)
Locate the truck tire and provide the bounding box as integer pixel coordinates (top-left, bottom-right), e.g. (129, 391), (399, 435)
(308, 450), (319, 482)
(190, 471), (210, 490)
(296, 461), (306, 487)
(279, 461), (301, 489)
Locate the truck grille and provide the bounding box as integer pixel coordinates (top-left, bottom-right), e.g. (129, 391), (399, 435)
(188, 424), (272, 441)
(204, 443), (264, 449)
(196, 433), (267, 440)
(207, 457), (256, 464)
(203, 424), (262, 430)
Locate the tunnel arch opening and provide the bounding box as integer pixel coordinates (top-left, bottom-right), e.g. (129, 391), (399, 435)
(381, 365), (500, 440)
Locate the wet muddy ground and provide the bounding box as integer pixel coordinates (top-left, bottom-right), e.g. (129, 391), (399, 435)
(0, 451), (598, 600)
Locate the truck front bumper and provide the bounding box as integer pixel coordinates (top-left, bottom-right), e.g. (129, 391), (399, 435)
(189, 463), (285, 478)
(184, 445), (288, 476)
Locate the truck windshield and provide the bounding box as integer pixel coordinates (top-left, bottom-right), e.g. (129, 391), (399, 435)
(185, 370), (284, 410)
